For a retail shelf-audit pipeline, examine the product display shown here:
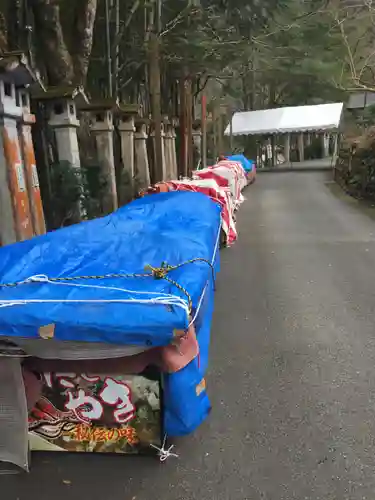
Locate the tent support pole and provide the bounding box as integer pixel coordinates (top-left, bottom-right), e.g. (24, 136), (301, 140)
(298, 133), (304, 162)
(284, 133), (290, 164)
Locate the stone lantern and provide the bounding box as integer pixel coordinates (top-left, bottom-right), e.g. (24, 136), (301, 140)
(115, 103), (141, 201)
(79, 99), (118, 213)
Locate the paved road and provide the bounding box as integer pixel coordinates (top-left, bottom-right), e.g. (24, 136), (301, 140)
(4, 171), (375, 499)
(260, 157), (335, 172)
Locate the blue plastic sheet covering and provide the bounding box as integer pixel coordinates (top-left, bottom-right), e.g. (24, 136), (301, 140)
(165, 270), (216, 436)
(227, 154), (254, 173)
(0, 191), (221, 348)
(0, 191), (222, 437)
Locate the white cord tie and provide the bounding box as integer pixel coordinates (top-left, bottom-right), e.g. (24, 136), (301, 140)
(150, 436), (178, 462)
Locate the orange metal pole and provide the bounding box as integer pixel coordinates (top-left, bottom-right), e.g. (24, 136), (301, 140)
(2, 120), (34, 241)
(19, 104), (46, 236)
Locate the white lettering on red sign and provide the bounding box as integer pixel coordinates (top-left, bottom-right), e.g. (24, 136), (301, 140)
(42, 373), (135, 425)
(99, 377), (135, 424)
(65, 389), (104, 423)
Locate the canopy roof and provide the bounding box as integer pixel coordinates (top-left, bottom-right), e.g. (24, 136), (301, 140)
(225, 102), (344, 136)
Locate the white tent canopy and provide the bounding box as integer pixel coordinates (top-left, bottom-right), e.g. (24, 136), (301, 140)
(224, 102), (344, 136)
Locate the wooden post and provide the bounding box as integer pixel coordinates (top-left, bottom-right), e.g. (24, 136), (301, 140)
(149, 33), (163, 182)
(217, 112), (224, 157)
(192, 121), (202, 172)
(171, 118), (178, 178)
(271, 135), (276, 167)
(266, 140), (272, 167)
(229, 112), (233, 153)
(105, 0), (113, 98)
(333, 133), (338, 158)
(162, 118), (170, 180)
(179, 76), (188, 177)
(149, 0), (163, 182)
(186, 77), (193, 175)
(284, 134), (290, 163)
(298, 133), (304, 162)
(114, 0), (120, 98)
(201, 92), (207, 169)
(322, 133), (330, 158)
(212, 105), (218, 161)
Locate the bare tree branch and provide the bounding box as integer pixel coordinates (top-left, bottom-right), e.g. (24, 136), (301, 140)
(325, 0), (375, 91)
(111, 0), (141, 54)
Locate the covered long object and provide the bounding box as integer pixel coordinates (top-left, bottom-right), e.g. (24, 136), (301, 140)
(0, 191), (221, 437)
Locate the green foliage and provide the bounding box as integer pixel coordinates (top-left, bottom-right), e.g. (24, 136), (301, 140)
(48, 160), (108, 229)
(234, 1), (347, 107)
(83, 161), (109, 218)
(0, 0), (355, 108)
(354, 105), (375, 129)
(48, 160), (83, 229)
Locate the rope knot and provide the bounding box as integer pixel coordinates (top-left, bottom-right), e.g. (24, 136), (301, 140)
(144, 262), (172, 280)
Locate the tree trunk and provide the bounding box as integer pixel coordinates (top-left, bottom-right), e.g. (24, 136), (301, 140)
(72, 0), (98, 85)
(30, 0), (74, 85)
(186, 77), (193, 175)
(0, 9), (8, 53)
(179, 74), (188, 177)
(7, 0), (22, 50)
(149, 31), (164, 182)
(30, 0), (98, 86)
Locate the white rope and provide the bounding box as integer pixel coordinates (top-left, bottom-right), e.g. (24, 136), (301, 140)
(188, 220), (221, 327)
(189, 282), (208, 327)
(13, 274), (184, 298)
(0, 274), (190, 316)
(150, 435), (178, 462)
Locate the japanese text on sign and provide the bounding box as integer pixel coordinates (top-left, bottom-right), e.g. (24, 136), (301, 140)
(43, 373), (136, 425)
(72, 425), (138, 444)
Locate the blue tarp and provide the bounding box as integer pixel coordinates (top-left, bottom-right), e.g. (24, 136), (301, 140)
(164, 275), (216, 435)
(227, 154), (254, 173)
(0, 191), (221, 346)
(0, 191), (221, 436)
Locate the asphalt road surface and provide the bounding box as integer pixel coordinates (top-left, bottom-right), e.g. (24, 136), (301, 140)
(3, 171), (375, 500)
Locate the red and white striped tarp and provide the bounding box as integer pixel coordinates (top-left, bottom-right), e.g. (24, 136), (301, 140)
(139, 159), (252, 246)
(194, 160), (247, 210)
